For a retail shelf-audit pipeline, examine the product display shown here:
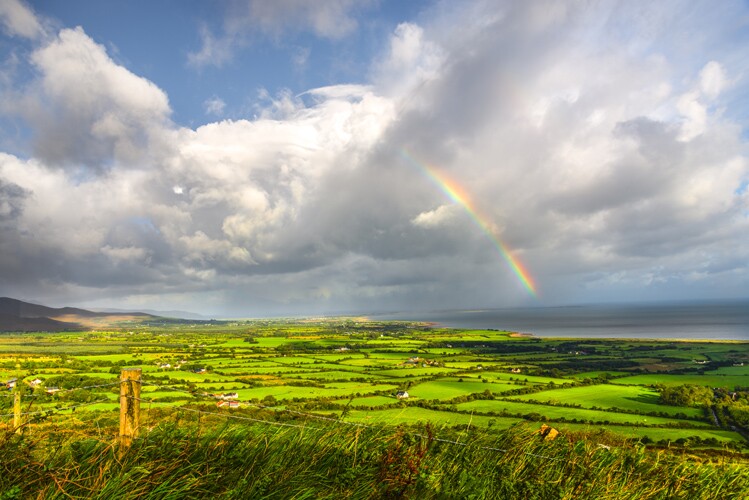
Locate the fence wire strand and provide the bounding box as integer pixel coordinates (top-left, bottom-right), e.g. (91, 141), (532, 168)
(138, 377), (570, 463)
(3, 374), (571, 464)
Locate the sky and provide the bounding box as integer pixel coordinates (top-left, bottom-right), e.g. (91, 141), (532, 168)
(0, 0), (747, 317)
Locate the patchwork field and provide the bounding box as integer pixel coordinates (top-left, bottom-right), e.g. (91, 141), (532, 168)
(1, 319), (748, 453)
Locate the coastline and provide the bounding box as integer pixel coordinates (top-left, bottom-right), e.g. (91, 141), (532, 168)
(369, 301), (749, 341)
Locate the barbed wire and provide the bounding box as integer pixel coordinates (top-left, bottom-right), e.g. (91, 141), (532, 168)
(3, 375), (578, 464)
(137, 378), (570, 462)
(170, 406), (321, 430)
(0, 398), (111, 418)
(1, 380), (121, 397)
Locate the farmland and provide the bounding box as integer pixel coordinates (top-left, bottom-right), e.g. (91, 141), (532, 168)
(1, 319), (748, 452)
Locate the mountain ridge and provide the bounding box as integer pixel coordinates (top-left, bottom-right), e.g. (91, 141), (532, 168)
(0, 297), (158, 332)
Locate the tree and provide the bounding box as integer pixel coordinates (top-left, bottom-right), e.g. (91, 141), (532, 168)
(657, 384), (713, 407)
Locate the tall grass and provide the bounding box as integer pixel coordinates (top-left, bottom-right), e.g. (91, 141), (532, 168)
(1, 410), (747, 499)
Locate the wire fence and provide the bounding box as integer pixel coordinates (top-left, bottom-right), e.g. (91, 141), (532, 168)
(2, 374), (571, 463)
(135, 378), (570, 462)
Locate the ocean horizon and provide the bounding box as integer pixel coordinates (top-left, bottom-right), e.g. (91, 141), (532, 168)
(370, 301), (749, 340)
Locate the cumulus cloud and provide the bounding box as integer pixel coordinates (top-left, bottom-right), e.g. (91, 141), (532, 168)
(0, 1), (748, 315)
(10, 27), (171, 169)
(373, 22), (445, 96)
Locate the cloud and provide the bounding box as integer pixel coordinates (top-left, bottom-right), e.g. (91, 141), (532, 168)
(372, 22), (444, 96)
(203, 96), (226, 116)
(291, 46), (310, 71)
(674, 61), (732, 141)
(244, 0), (365, 39)
(186, 25), (236, 69)
(12, 27), (171, 169)
(0, 0), (45, 39)
(411, 204), (457, 228)
(699, 61), (727, 99)
(187, 0), (374, 68)
(1, 2), (748, 315)
(0, 175), (28, 221)
(100, 245), (149, 263)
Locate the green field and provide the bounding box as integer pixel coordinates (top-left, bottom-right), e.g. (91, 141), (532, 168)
(612, 374), (749, 388)
(508, 384), (705, 418)
(1, 319), (747, 455)
(452, 400), (709, 426)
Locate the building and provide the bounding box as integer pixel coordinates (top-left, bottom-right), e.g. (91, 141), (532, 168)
(216, 400), (240, 409)
(396, 390), (409, 399)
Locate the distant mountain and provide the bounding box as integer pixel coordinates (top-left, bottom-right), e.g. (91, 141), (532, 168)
(91, 307), (208, 320)
(0, 297), (158, 332)
(0, 312), (80, 332)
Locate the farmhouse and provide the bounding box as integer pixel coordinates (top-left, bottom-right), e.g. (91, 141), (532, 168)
(216, 400), (240, 409)
(5, 378), (17, 389)
(28, 378), (43, 387)
(396, 390), (409, 399)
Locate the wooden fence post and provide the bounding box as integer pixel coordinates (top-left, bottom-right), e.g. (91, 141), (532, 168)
(119, 368), (141, 449)
(13, 389), (21, 433)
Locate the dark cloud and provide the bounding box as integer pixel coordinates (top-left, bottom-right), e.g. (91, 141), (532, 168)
(0, 177), (27, 221)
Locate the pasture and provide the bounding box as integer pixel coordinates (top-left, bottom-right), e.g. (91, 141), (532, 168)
(0, 319), (747, 452)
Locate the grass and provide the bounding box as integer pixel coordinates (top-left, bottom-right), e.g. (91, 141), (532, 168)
(407, 377), (520, 400)
(612, 374), (749, 388)
(509, 384), (705, 418)
(332, 396), (399, 407)
(452, 400), (709, 427)
(1, 415), (747, 499)
(344, 407), (519, 427)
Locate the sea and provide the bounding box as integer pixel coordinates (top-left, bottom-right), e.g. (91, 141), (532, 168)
(370, 301), (749, 341)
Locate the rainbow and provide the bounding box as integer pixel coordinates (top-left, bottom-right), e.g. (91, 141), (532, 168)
(400, 149), (537, 296)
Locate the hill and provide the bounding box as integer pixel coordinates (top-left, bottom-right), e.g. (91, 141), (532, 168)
(0, 297), (157, 331)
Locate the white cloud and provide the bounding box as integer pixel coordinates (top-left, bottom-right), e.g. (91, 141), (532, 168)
(677, 61), (730, 141)
(411, 204), (457, 228)
(14, 27), (171, 168)
(292, 46), (310, 71)
(187, 25), (235, 69)
(187, 0), (373, 68)
(203, 96), (226, 116)
(101, 245), (149, 263)
(373, 22), (444, 96)
(0, 0), (44, 39)
(245, 0), (363, 39)
(699, 61), (727, 99)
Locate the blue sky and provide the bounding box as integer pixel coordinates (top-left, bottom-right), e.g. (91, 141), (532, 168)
(29, 0), (427, 127)
(0, 1), (747, 317)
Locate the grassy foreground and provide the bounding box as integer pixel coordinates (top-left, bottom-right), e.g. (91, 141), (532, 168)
(1, 413), (747, 499)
